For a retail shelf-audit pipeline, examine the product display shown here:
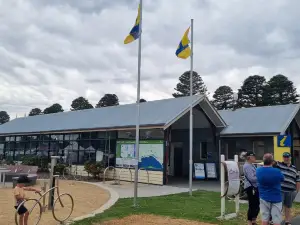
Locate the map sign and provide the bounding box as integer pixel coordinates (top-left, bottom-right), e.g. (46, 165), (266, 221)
(116, 140), (164, 171)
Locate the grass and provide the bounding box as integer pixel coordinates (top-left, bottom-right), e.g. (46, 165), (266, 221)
(71, 191), (300, 225)
(71, 191), (248, 225)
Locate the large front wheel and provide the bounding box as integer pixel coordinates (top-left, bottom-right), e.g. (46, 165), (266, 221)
(52, 193), (74, 223)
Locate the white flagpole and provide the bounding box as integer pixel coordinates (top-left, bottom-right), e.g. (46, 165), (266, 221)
(133, 0), (143, 207)
(189, 18), (194, 196)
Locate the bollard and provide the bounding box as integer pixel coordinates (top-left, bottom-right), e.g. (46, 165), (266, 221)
(42, 181), (47, 212)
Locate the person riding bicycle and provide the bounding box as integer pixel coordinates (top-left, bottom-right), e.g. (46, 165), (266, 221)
(13, 175), (41, 225)
(243, 151), (260, 225)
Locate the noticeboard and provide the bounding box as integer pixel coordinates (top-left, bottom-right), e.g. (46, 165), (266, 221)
(205, 163), (217, 179)
(194, 163), (205, 179)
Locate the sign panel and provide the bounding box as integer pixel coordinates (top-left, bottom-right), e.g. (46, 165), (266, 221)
(194, 163), (205, 179)
(116, 140), (164, 171)
(224, 161), (240, 196)
(205, 163), (217, 179)
(277, 135), (292, 147)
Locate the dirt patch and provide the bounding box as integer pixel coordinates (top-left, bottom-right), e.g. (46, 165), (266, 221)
(98, 214), (216, 225)
(0, 180), (110, 225)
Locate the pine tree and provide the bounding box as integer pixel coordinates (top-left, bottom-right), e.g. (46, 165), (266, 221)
(212, 86), (234, 110)
(172, 71), (207, 97)
(96, 94), (119, 108)
(237, 75), (267, 108)
(264, 74), (299, 105)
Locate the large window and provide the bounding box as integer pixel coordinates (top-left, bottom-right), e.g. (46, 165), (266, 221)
(1, 132), (117, 164)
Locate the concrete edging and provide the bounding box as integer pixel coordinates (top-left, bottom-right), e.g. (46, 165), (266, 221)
(69, 182), (119, 223)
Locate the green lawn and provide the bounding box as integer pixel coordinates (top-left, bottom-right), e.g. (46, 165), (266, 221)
(72, 191), (248, 225)
(71, 191), (300, 225)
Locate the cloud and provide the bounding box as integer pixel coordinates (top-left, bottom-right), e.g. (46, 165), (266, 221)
(0, 0), (300, 117)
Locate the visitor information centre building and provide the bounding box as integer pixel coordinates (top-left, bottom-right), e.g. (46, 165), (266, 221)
(0, 95), (299, 185)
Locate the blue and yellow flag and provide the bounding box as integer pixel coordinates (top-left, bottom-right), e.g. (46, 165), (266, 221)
(124, 5), (141, 44)
(175, 27), (191, 59)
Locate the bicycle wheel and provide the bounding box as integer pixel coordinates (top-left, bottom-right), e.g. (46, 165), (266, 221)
(15, 199), (42, 225)
(52, 193), (74, 223)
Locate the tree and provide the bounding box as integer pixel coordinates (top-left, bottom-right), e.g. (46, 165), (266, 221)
(140, 99), (147, 103)
(172, 71), (208, 97)
(237, 75), (267, 108)
(71, 97), (93, 111)
(264, 74), (299, 105)
(43, 103), (64, 114)
(29, 108), (42, 116)
(0, 111), (10, 124)
(96, 94), (119, 108)
(212, 86), (234, 110)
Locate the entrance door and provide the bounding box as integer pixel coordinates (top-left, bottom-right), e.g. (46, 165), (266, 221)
(174, 147), (183, 176)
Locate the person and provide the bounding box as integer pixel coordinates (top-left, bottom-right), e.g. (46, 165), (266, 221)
(256, 153), (284, 225)
(273, 152), (300, 225)
(243, 151), (259, 225)
(13, 175), (41, 225)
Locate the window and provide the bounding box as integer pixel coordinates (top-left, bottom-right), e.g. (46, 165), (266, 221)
(253, 141), (265, 159)
(200, 142), (208, 159)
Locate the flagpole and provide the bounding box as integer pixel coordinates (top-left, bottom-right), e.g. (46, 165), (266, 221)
(189, 18), (194, 196)
(133, 0), (143, 207)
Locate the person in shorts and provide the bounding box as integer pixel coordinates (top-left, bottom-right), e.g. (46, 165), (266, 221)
(256, 153), (284, 225)
(273, 152), (300, 225)
(14, 175), (41, 225)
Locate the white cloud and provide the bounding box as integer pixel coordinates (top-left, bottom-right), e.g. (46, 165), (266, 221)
(0, 0), (300, 118)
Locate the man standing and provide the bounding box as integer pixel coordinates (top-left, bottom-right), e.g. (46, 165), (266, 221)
(275, 152), (300, 225)
(256, 153), (284, 225)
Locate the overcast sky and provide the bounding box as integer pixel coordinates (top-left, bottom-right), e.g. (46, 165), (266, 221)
(1, 0), (300, 117)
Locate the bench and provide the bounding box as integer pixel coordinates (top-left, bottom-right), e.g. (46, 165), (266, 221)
(2, 165), (38, 185)
(12, 174), (38, 188)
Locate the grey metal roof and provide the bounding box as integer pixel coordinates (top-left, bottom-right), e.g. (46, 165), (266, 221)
(219, 104), (300, 136)
(0, 95), (225, 135)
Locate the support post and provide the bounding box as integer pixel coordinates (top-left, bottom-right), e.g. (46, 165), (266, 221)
(234, 154), (239, 215)
(220, 154), (225, 218)
(48, 156), (60, 210)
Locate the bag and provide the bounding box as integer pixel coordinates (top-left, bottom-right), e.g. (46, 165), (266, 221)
(244, 165), (258, 195)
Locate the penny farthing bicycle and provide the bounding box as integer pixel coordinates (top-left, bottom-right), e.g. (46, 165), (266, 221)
(15, 176), (74, 225)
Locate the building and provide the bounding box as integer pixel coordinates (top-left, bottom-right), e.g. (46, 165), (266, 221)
(0, 95), (299, 185)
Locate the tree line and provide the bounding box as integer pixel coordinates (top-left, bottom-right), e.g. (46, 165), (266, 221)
(0, 95), (147, 124)
(0, 71), (298, 125)
(172, 71), (299, 110)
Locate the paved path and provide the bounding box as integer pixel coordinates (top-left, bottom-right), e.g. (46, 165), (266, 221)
(99, 181), (198, 198)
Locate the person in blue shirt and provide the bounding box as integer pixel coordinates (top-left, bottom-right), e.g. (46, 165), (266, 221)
(256, 153), (284, 225)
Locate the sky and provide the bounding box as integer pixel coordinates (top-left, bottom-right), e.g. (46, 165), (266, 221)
(1, 0), (300, 118)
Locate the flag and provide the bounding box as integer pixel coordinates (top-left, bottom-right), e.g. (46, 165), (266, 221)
(124, 5), (141, 44)
(175, 27), (191, 59)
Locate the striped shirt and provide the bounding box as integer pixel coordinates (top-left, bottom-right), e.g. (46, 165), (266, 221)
(276, 162), (300, 192)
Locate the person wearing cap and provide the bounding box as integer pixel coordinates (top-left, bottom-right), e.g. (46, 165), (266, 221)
(13, 175), (41, 225)
(272, 152), (300, 225)
(256, 153), (284, 225)
(243, 151), (260, 225)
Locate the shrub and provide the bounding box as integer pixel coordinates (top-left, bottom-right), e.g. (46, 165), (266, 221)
(54, 163), (67, 175)
(84, 161), (104, 179)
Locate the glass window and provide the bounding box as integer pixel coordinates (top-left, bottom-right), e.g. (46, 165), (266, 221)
(200, 142), (208, 160)
(16, 136), (21, 141)
(80, 133), (90, 140)
(5, 137), (9, 141)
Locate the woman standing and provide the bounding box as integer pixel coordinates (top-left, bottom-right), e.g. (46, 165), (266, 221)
(243, 151), (260, 225)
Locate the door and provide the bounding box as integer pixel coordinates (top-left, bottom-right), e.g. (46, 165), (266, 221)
(174, 147), (183, 177)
